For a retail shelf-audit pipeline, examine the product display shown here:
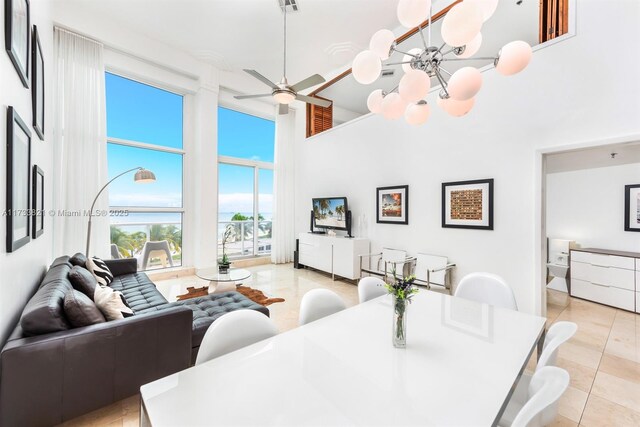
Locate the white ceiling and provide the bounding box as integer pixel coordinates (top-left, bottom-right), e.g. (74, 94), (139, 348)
(55, 0), (405, 90)
(546, 142), (640, 174)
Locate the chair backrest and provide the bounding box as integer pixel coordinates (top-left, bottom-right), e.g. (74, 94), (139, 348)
(454, 272), (518, 310)
(414, 253), (448, 286)
(382, 248), (407, 263)
(110, 244), (122, 259)
(358, 276), (387, 303)
(511, 366), (570, 427)
(537, 321), (577, 370)
(195, 310), (278, 365)
(299, 289), (347, 325)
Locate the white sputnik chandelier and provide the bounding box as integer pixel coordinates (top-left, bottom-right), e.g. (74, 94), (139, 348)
(352, 0), (533, 125)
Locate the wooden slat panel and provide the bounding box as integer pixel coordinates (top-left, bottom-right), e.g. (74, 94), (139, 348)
(306, 95), (333, 137)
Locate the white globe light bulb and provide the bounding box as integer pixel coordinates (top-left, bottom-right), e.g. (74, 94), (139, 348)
(437, 96), (475, 117)
(495, 41), (532, 76)
(369, 29), (395, 60)
(402, 48), (423, 73)
(447, 67), (483, 101)
(399, 69), (431, 103)
(455, 33), (482, 59)
(367, 89), (385, 114)
(352, 50), (382, 84)
(405, 102), (431, 125)
(466, 0), (499, 22)
(381, 93), (406, 120)
(441, 2), (483, 47)
(397, 0), (432, 29)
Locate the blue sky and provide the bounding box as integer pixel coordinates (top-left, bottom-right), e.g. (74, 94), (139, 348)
(106, 73), (274, 215)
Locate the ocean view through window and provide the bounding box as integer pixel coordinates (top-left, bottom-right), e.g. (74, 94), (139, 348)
(218, 107), (274, 258)
(106, 72), (184, 270)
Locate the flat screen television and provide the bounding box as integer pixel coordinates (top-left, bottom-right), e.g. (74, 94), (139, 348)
(312, 197), (348, 231)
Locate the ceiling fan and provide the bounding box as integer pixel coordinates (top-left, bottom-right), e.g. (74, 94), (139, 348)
(234, 3), (331, 115)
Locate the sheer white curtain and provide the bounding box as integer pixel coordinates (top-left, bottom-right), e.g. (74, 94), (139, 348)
(53, 28), (109, 258)
(271, 108), (296, 264)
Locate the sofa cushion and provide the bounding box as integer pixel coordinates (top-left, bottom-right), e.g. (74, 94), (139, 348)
(86, 257), (114, 286)
(94, 286), (134, 321)
(64, 290), (106, 327)
(109, 273), (169, 312)
(69, 252), (88, 268)
(68, 265), (99, 300)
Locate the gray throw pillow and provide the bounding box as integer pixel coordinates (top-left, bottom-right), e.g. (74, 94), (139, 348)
(69, 252), (88, 267)
(94, 286), (134, 321)
(63, 290), (107, 327)
(68, 265), (99, 300)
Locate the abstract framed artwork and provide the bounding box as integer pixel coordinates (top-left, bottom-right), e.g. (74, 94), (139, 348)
(442, 179), (493, 230)
(624, 184), (640, 232)
(4, 0), (30, 88)
(31, 25), (44, 140)
(32, 165), (44, 238)
(376, 185), (409, 225)
(6, 107), (31, 252)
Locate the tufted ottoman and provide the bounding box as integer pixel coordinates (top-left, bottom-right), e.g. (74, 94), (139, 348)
(110, 267), (269, 363)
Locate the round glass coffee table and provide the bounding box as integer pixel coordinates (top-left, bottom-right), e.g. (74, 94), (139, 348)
(196, 267), (252, 294)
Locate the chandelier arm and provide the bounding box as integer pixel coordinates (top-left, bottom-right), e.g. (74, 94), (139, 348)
(384, 60), (415, 66)
(441, 56), (497, 62)
(418, 25), (428, 50)
(428, 4), (432, 46)
(440, 47), (456, 56)
(438, 67), (453, 77)
(434, 68), (450, 96)
(390, 46), (421, 58)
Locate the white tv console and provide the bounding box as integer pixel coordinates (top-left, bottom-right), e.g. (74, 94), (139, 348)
(298, 233), (370, 280)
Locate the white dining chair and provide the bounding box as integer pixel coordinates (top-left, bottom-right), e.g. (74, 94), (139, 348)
(299, 289), (347, 325)
(358, 276), (387, 303)
(195, 309), (278, 365)
(499, 366), (570, 427)
(454, 272), (518, 310)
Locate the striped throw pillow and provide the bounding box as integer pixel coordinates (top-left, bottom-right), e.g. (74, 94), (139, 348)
(86, 256), (114, 286)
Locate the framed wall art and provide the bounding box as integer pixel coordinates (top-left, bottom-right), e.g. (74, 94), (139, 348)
(32, 165), (44, 238)
(5, 0), (30, 88)
(32, 25), (44, 140)
(442, 179), (493, 230)
(6, 106), (32, 252)
(376, 185), (408, 225)
(624, 184), (640, 232)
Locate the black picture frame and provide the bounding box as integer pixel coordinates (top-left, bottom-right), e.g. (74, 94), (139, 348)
(376, 185), (409, 225)
(442, 179), (494, 230)
(31, 24), (44, 140)
(6, 106), (31, 252)
(5, 0), (30, 88)
(624, 184), (640, 232)
(32, 165), (44, 238)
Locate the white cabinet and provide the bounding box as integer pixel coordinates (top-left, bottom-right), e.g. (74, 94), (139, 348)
(298, 233), (370, 280)
(570, 249), (639, 312)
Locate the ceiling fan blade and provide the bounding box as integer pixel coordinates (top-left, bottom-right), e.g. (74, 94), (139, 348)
(278, 104), (289, 115)
(296, 94), (331, 108)
(290, 74), (326, 92)
(234, 94), (273, 100)
(243, 69), (278, 89)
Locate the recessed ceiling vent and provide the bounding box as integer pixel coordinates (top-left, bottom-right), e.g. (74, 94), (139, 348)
(381, 69), (395, 78)
(278, 0), (299, 13)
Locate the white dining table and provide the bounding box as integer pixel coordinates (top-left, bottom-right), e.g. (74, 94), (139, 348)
(140, 291), (545, 427)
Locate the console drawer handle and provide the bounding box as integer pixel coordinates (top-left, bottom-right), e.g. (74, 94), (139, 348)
(591, 282), (610, 288)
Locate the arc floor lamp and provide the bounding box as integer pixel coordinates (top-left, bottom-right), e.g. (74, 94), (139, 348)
(86, 167), (156, 256)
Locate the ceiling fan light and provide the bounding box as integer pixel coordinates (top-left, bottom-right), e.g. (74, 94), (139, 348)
(397, 0), (432, 29)
(495, 41), (532, 76)
(370, 29), (396, 60)
(447, 67), (483, 101)
(381, 93), (406, 120)
(352, 50), (382, 85)
(402, 48), (423, 73)
(455, 33), (482, 59)
(405, 102), (431, 125)
(441, 2), (483, 47)
(399, 69), (431, 103)
(437, 96), (475, 117)
(367, 89), (385, 114)
(466, 0), (499, 22)
(273, 91), (296, 104)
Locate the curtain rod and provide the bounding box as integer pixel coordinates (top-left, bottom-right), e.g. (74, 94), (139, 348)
(54, 26), (104, 47)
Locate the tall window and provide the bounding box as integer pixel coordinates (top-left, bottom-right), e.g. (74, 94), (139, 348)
(106, 73), (184, 270)
(218, 106), (274, 258)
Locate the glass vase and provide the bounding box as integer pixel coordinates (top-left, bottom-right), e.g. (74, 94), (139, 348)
(393, 296), (407, 348)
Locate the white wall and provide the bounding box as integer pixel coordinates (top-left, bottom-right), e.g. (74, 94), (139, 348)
(0, 0), (55, 344)
(547, 163), (640, 253)
(294, 0), (640, 314)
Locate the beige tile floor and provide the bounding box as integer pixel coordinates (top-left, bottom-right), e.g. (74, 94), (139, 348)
(60, 265), (640, 426)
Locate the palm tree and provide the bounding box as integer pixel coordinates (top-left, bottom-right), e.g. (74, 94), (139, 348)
(335, 205), (344, 221)
(150, 224), (182, 253)
(319, 199), (329, 218)
(110, 226), (134, 257)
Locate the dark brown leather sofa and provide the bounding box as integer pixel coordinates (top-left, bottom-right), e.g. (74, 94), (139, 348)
(0, 256), (269, 427)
